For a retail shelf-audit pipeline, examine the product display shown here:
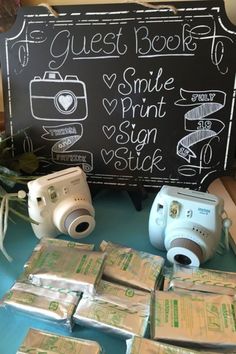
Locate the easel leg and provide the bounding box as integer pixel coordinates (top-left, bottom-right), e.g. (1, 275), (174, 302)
(127, 187), (148, 211)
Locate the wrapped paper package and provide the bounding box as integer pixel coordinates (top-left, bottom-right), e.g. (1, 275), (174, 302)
(162, 268), (171, 291)
(23, 238), (105, 294)
(27, 237), (95, 251)
(17, 328), (103, 354)
(1, 282), (79, 330)
(168, 264), (236, 295)
(151, 291), (236, 351)
(73, 279), (151, 338)
(100, 240), (164, 291)
(126, 336), (223, 354)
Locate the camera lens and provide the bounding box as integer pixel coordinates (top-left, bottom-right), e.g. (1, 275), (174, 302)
(64, 208), (95, 238)
(174, 254), (191, 265)
(167, 238), (203, 267)
(75, 222), (89, 233)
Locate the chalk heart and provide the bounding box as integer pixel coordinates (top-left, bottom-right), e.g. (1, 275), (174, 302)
(58, 94), (73, 111)
(102, 98), (117, 116)
(101, 149), (114, 164)
(103, 73), (117, 89)
(102, 125), (116, 139)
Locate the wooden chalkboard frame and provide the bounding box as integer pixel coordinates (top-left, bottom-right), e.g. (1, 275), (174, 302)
(0, 0), (236, 194)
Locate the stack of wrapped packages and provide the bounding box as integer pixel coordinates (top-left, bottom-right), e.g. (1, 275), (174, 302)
(1, 238), (104, 331)
(0, 238), (165, 353)
(73, 240), (165, 338)
(146, 264), (236, 354)
(17, 328), (103, 354)
(1, 237), (236, 353)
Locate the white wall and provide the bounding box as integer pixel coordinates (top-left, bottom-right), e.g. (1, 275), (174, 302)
(0, 0), (236, 112)
(18, 0), (236, 24)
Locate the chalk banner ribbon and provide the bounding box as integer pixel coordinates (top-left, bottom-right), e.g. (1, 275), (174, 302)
(42, 123), (93, 172)
(175, 89), (226, 162)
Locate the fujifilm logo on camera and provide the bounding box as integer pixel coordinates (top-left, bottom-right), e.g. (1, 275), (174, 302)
(149, 185), (224, 266)
(198, 207), (210, 215)
(28, 167), (95, 239)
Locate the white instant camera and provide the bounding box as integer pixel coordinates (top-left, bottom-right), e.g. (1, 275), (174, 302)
(28, 167), (95, 239)
(149, 185), (224, 266)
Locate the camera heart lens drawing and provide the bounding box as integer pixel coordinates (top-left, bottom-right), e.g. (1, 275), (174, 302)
(58, 94), (73, 111)
(55, 90), (77, 114)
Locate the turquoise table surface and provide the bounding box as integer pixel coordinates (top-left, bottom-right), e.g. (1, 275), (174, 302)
(0, 189), (236, 354)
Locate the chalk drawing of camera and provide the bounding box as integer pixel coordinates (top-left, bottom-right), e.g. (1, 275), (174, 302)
(30, 71), (88, 121)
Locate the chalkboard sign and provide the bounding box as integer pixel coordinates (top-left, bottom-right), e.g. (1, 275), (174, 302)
(0, 0), (236, 192)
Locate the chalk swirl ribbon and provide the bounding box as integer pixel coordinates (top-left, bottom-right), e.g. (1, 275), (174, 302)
(42, 123), (93, 172)
(175, 89), (226, 163)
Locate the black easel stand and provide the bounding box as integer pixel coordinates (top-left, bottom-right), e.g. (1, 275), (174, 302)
(127, 186), (148, 211)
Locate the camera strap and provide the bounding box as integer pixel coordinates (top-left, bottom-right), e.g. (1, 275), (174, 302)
(0, 190), (26, 262)
(222, 217), (232, 251)
(217, 215), (232, 255)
